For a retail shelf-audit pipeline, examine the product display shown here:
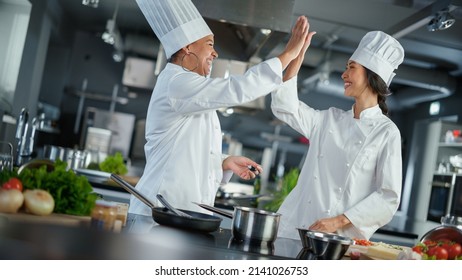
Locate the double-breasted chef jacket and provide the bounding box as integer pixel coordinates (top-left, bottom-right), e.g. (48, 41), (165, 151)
(271, 77), (402, 240)
(129, 58), (284, 216)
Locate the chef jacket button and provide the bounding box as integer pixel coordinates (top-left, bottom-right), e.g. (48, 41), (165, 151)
(338, 187), (342, 192)
(358, 140), (362, 145)
(325, 210), (330, 215)
(346, 163), (350, 167)
(314, 176), (318, 180)
(329, 130), (333, 134)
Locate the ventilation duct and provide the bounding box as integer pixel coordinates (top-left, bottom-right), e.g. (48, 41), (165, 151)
(299, 47), (457, 109)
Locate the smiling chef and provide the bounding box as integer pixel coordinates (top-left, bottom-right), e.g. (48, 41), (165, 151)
(271, 30), (405, 240)
(129, 0), (309, 216)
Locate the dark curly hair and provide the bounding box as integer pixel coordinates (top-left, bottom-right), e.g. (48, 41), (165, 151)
(364, 68), (392, 116)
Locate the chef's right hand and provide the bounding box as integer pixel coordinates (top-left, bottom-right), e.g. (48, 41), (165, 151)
(309, 214), (351, 233)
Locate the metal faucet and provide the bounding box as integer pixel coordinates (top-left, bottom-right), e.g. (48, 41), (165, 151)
(14, 108), (36, 166)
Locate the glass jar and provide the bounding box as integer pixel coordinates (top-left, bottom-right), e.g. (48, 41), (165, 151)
(91, 200), (117, 231)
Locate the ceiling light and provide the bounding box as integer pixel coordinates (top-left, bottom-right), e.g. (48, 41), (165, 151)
(82, 0), (99, 8)
(260, 29), (272, 36)
(427, 8), (455, 31)
(429, 101), (440, 115)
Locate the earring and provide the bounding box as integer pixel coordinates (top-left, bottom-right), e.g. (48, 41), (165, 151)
(181, 52), (199, 72)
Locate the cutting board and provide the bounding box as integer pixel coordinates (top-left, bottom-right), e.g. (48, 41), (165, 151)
(0, 212), (91, 227)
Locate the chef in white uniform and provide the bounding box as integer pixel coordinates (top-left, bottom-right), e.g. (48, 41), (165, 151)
(130, 0), (309, 216)
(271, 30), (405, 240)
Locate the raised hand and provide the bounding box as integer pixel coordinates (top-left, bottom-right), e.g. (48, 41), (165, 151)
(278, 16), (309, 70)
(284, 22), (316, 82)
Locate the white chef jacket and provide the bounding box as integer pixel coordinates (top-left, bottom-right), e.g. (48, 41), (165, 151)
(271, 77), (402, 240)
(129, 58), (283, 216)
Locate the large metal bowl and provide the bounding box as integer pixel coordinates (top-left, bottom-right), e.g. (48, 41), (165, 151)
(306, 231), (354, 260)
(420, 225), (462, 244)
(297, 228), (316, 249)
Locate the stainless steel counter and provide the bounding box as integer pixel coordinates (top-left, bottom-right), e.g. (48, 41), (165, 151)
(124, 213), (307, 260)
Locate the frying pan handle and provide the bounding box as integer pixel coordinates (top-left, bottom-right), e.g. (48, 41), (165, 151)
(193, 202), (234, 219)
(110, 173), (156, 209)
(156, 194), (192, 218)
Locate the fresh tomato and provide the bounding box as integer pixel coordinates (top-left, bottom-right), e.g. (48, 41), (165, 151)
(428, 246), (449, 260)
(447, 243), (462, 259)
(2, 178), (23, 192)
(423, 240), (437, 247)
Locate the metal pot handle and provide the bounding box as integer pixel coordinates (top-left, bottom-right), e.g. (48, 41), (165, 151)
(156, 194), (192, 218)
(110, 173), (156, 209)
(192, 202), (234, 219)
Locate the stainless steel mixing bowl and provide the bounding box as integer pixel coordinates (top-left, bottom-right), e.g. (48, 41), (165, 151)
(306, 231), (354, 260)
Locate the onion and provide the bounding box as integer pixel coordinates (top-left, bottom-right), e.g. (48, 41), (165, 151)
(23, 189), (55, 216)
(0, 189), (24, 213)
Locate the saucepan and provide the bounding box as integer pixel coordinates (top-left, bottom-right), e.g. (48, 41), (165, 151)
(110, 174), (222, 233)
(194, 203), (281, 242)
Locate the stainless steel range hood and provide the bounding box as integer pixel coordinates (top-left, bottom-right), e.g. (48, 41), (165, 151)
(194, 0), (295, 60)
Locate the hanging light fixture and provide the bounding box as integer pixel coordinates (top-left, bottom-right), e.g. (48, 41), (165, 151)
(427, 8), (456, 31)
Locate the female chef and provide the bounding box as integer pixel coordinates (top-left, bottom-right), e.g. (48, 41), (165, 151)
(271, 30), (405, 240)
(129, 0), (310, 216)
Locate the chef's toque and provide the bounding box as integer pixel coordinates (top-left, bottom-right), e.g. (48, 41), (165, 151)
(136, 0), (213, 59)
(350, 31), (404, 86)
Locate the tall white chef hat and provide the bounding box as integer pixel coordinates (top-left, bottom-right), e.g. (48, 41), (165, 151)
(136, 0), (213, 59)
(350, 31), (404, 86)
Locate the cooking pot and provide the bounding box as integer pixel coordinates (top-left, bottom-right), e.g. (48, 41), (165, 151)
(227, 237), (275, 255)
(195, 203), (281, 242)
(110, 174), (222, 233)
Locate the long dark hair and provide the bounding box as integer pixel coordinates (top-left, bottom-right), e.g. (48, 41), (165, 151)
(365, 68), (391, 116)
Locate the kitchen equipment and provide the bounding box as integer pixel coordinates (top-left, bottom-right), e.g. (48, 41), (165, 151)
(227, 237), (274, 255)
(110, 174), (222, 232)
(0, 141), (13, 172)
(441, 214), (462, 229)
(43, 145), (66, 161)
(297, 227), (315, 249)
(449, 154), (462, 172)
(296, 248), (317, 260)
(15, 108), (32, 166)
(305, 230), (354, 260)
(420, 225), (462, 244)
(156, 194), (192, 218)
(17, 159), (55, 174)
(42, 145), (88, 170)
(194, 203), (281, 242)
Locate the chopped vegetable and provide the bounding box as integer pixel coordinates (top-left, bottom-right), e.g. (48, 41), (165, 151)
(353, 238), (374, 246)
